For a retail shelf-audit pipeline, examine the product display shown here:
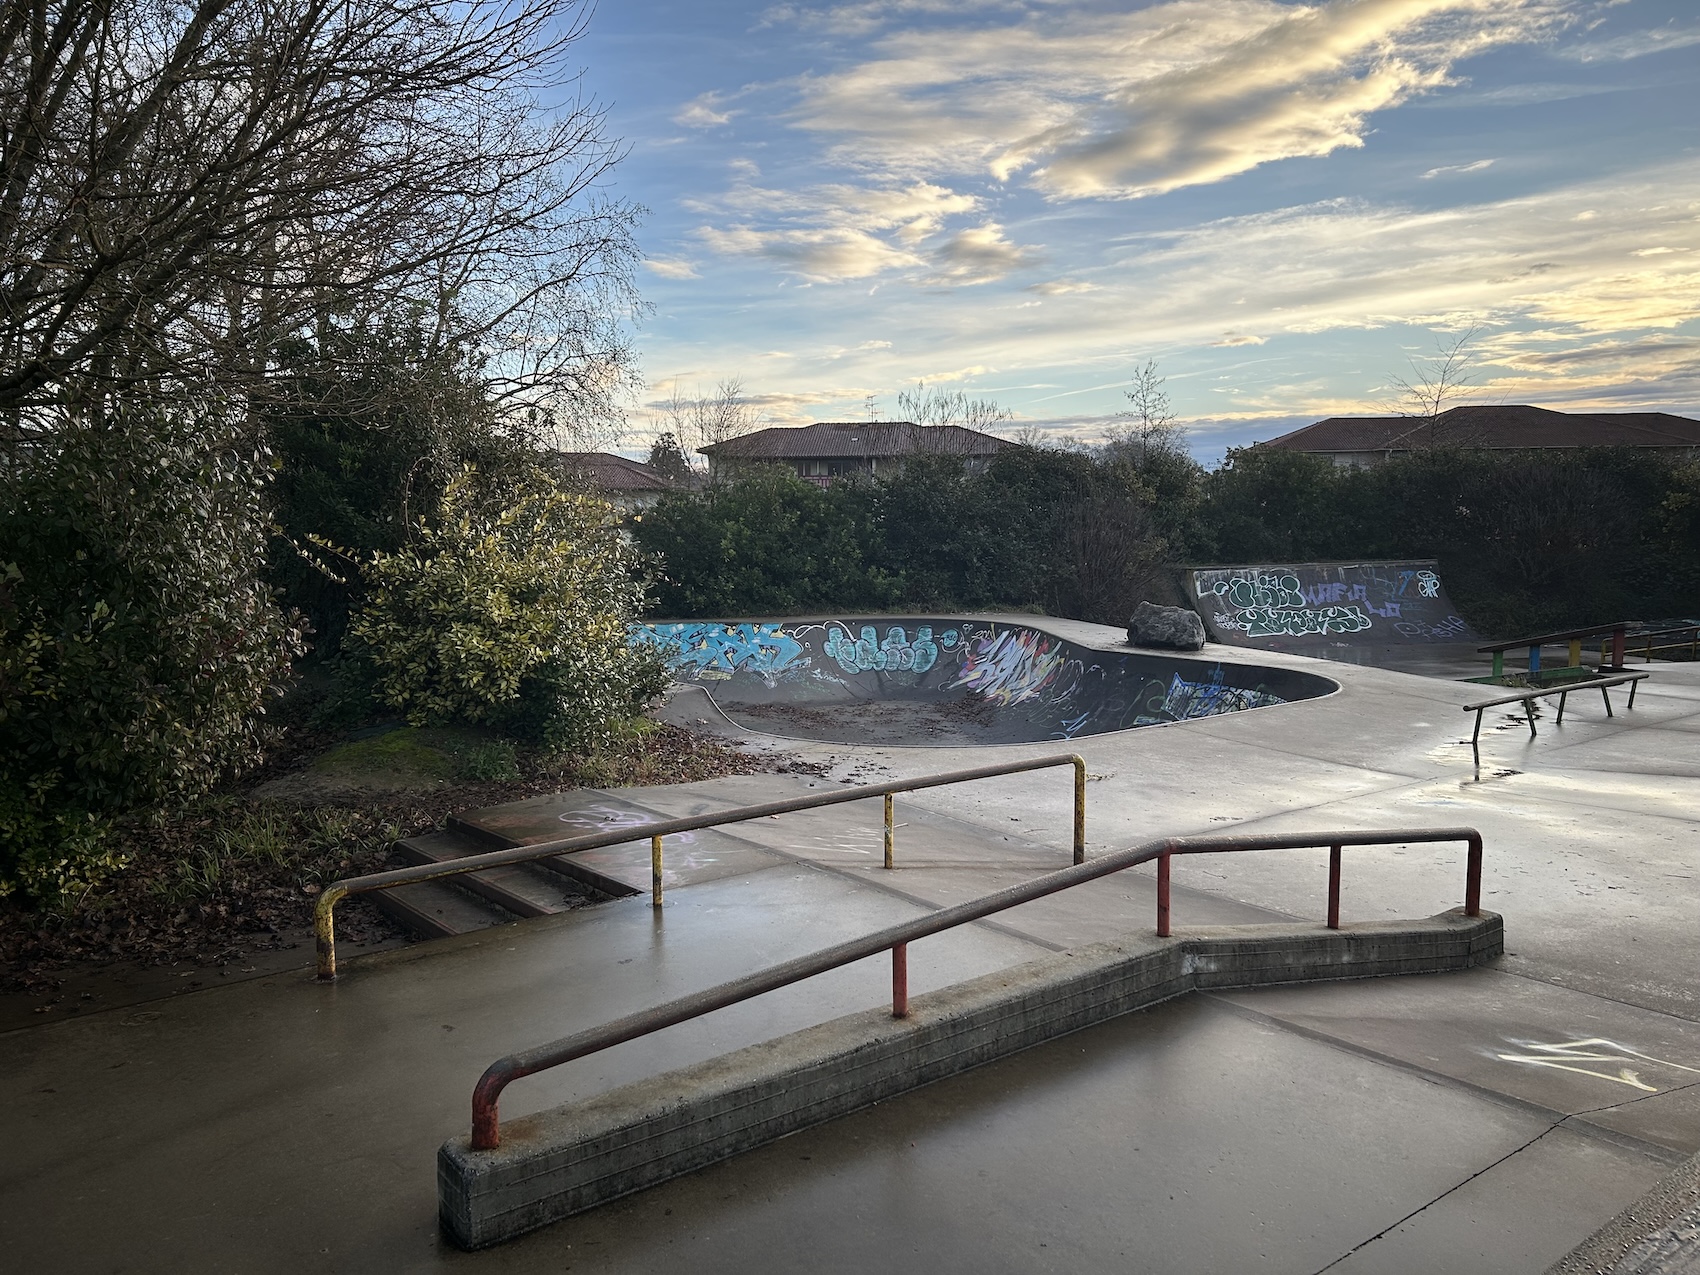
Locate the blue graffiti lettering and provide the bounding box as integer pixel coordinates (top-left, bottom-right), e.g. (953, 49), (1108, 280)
(823, 624), (944, 674)
(631, 622), (806, 680)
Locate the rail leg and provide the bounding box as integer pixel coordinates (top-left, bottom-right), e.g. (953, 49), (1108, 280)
(1471, 708), (1484, 747)
(1557, 690), (1568, 725)
(1567, 639), (1581, 668)
(1523, 699), (1538, 737)
(1601, 686), (1613, 718)
(1629, 679), (1640, 709)
(1072, 757), (1087, 865)
(1156, 852), (1171, 937)
(651, 834), (663, 909)
(1327, 844), (1342, 930)
(1611, 627), (1626, 670)
(891, 943), (908, 1018)
(883, 793), (894, 870)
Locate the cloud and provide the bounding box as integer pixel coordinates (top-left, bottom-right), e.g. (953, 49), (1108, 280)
(696, 224), (923, 281)
(675, 94), (734, 128)
(744, 158), (1700, 415)
(692, 178), (1039, 283)
(1213, 333), (1267, 346)
(1558, 21), (1700, 62)
(760, 0), (1026, 38)
(926, 223), (1038, 285)
(644, 257), (701, 280)
(1421, 158), (1495, 179)
(1027, 278), (1098, 295)
(792, 0), (1576, 200)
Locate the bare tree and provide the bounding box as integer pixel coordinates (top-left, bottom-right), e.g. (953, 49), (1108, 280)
(653, 377), (766, 466)
(0, 0), (639, 433)
(1104, 359), (1187, 463)
(895, 381), (1011, 456)
(1384, 326), (1481, 449)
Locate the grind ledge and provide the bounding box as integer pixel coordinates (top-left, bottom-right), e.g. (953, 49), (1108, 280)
(440, 908), (1503, 1249)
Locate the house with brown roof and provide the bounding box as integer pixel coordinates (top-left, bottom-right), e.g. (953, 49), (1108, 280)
(1262, 405), (1700, 469)
(699, 421), (1012, 486)
(550, 452), (683, 511)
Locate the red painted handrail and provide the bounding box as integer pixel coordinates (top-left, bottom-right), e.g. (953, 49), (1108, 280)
(467, 825), (1482, 1150)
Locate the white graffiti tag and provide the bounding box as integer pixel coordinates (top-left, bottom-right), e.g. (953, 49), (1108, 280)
(1494, 1038), (1700, 1093)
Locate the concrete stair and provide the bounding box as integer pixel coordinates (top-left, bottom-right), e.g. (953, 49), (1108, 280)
(370, 829), (638, 943)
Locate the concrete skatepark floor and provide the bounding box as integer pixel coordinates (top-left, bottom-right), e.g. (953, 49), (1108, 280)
(5, 617), (1700, 1272)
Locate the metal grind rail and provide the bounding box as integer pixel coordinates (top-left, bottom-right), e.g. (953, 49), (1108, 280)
(314, 753), (1087, 980)
(468, 824), (1483, 1150)
(1478, 620), (1699, 678)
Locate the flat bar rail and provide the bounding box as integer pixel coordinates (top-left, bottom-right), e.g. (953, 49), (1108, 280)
(314, 753), (1088, 980)
(468, 824), (1482, 1150)
(1476, 620), (1698, 677)
(1462, 672), (1647, 748)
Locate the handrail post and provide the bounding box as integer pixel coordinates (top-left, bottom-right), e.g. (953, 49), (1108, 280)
(1327, 844), (1342, 930)
(651, 835), (663, 909)
(1072, 755), (1087, 865)
(315, 885), (346, 982)
(891, 943), (908, 1018)
(1465, 833), (1482, 916)
(883, 793), (894, 870)
(1156, 852), (1171, 937)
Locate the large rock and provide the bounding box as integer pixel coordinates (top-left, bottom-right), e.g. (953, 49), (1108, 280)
(1129, 601), (1205, 651)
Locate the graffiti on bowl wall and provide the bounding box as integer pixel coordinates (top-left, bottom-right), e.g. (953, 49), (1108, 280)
(628, 618), (1325, 742)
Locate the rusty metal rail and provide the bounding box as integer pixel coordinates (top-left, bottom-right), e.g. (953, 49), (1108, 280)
(467, 824), (1482, 1150)
(313, 753), (1088, 980)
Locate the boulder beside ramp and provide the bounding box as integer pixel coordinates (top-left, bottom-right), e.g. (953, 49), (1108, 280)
(1188, 560), (1478, 654)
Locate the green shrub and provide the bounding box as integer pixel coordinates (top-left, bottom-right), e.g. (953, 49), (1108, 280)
(635, 465), (900, 616)
(0, 405), (304, 901)
(346, 465), (666, 752)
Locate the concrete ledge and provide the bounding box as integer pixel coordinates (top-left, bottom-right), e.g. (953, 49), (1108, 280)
(439, 908), (1502, 1249)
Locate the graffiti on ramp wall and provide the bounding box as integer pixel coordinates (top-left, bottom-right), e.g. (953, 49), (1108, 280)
(1192, 561), (1478, 649)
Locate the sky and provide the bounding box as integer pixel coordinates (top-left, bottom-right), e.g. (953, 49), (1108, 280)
(569, 0), (1700, 465)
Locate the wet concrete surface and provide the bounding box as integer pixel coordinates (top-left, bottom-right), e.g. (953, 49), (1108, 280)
(5, 618), (1700, 1271)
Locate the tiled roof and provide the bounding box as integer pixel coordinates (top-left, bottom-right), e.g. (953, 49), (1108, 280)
(551, 452), (681, 492)
(699, 420), (1013, 460)
(1263, 405), (1700, 453)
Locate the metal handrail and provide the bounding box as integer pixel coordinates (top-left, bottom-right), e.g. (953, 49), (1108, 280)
(467, 824), (1483, 1149)
(1477, 621), (1635, 654)
(313, 753), (1088, 980)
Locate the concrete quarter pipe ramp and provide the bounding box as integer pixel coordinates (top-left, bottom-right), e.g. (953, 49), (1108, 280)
(633, 617), (1335, 746)
(1188, 560), (1479, 657)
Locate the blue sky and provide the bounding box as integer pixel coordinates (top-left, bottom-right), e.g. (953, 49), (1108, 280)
(571, 0), (1700, 464)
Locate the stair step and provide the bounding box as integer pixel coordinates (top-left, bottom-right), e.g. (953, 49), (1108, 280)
(368, 879), (512, 940)
(395, 832), (575, 919)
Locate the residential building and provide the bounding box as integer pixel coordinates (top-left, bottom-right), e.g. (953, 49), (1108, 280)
(550, 452), (683, 512)
(1262, 405), (1700, 469)
(698, 420), (1012, 485)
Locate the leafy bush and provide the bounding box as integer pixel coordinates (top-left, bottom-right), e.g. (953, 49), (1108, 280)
(345, 465), (666, 752)
(266, 323), (535, 655)
(635, 466), (901, 616)
(0, 406), (304, 901)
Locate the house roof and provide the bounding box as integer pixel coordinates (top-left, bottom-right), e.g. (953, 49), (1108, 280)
(551, 452), (681, 492)
(1263, 405), (1700, 454)
(699, 421), (1013, 460)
